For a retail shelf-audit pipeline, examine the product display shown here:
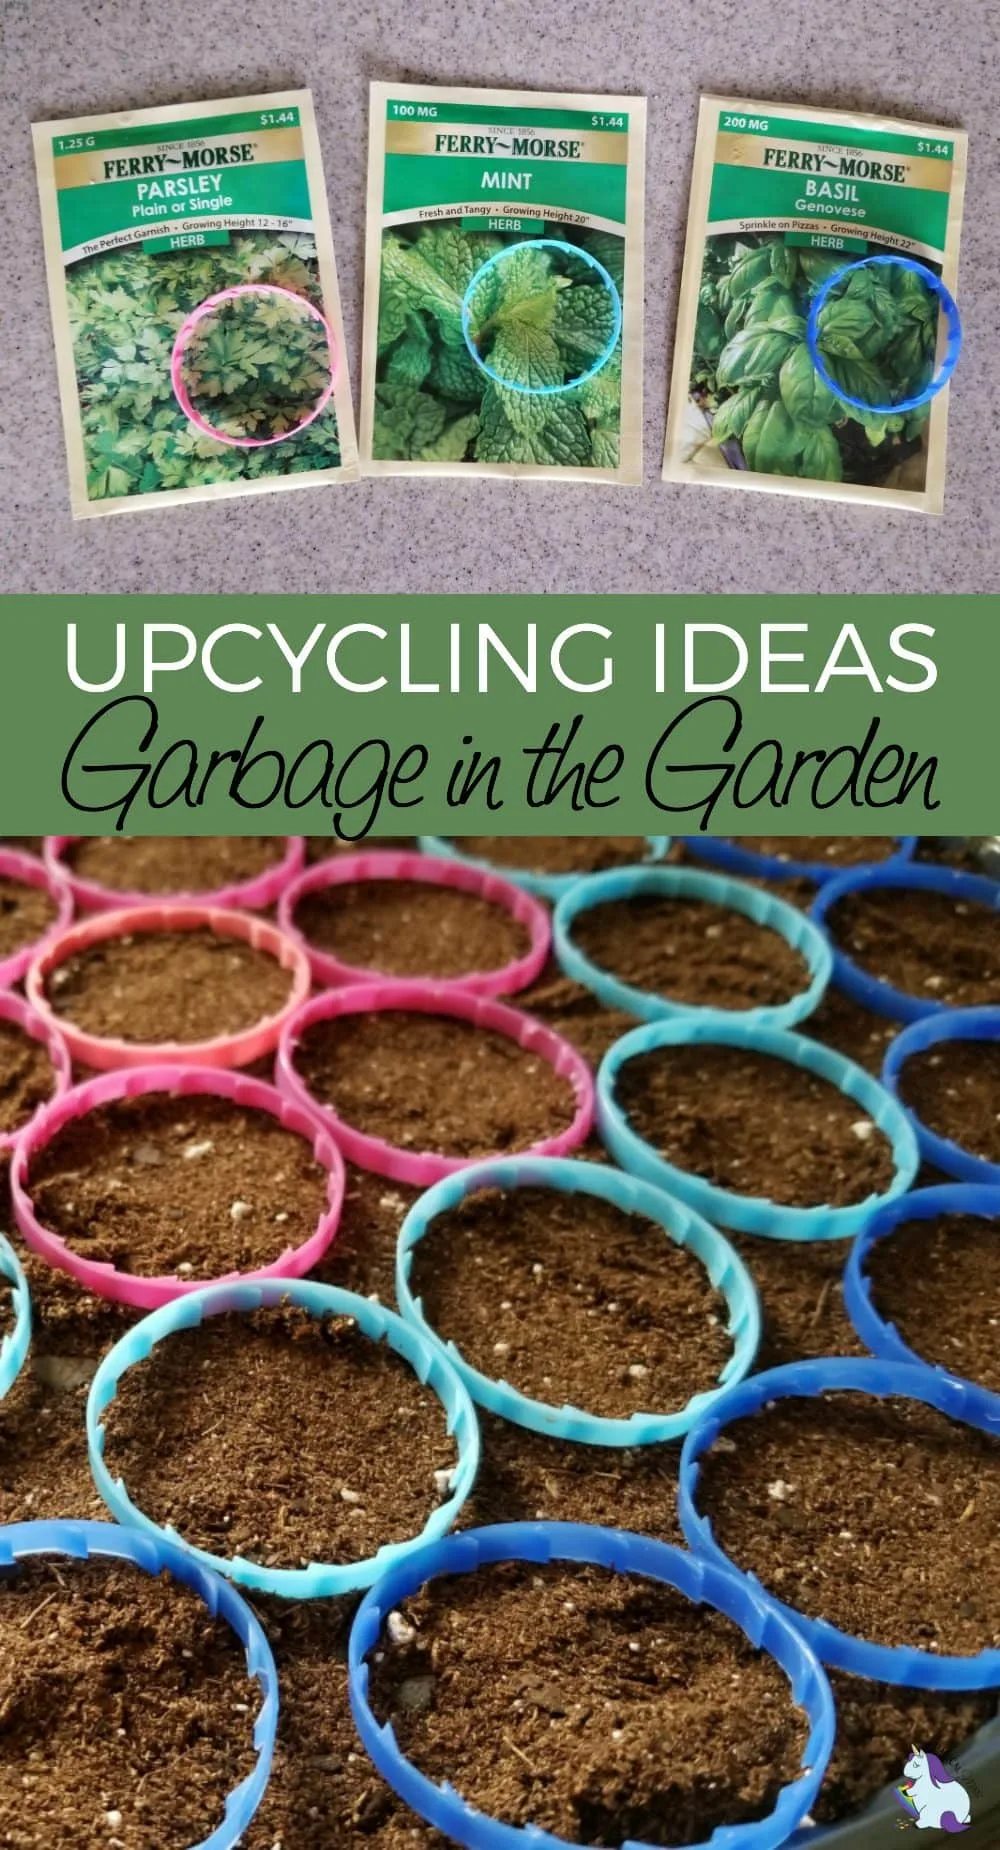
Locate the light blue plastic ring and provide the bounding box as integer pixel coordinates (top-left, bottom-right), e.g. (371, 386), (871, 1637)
(682, 836), (917, 886)
(417, 838), (672, 902)
(396, 1155), (761, 1446)
(554, 864), (833, 1029)
(348, 1521), (836, 1850)
(812, 863), (1000, 1024)
(845, 1182), (1000, 1412)
(0, 1517), (278, 1850)
(0, 1234), (31, 1400)
(806, 255), (962, 416)
(86, 1278), (481, 1600)
(679, 1355), (1000, 1688)
(461, 238), (623, 395)
(881, 1006), (1000, 1182)
(597, 1016), (920, 1240)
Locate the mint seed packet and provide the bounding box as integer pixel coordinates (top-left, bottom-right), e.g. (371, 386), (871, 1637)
(33, 90), (358, 518)
(663, 97), (968, 513)
(360, 81), (646, 482)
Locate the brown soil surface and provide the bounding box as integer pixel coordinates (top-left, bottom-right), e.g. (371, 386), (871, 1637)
(0, 878), (57, 960)
(0, 1021), (57, 1136)
(294, 1011), (578, 1158)
(102, 1307), (457, 1571)
(0, 1555), (258, 1850)
(452, 837), (654, 875)
(306, 836), (413, 863)
(293, 878), (528, 979)
(516, 956), (635, 1068)
(26, 1092), (329, 1278)
(44, 928), (294, 1045)
(826, 885), (1000, 1009)
(466, 1411), (684, 1539)
(730, 1232), (865, 1370)
(710, 836), (901, 868)
(866, 1211), (1000, 1393)
(899, 1038), (1000, 1164)
(917, 838), (997, 875)
(369, 1560), (807, 1848)
(64, 836), (285, 893)
(801, 984), (900, 1074)
(0, 838), (44, 859)
(242, 1582), (998, 1848)
(411, 1183), (730, 1418)
(312, 1166), (420, 1301)
(613, 1043), (896, 1208)
(697, 1391), (1000, 1653)
(1, 1248), (995, 1847)
(568, 894), (811, 1011)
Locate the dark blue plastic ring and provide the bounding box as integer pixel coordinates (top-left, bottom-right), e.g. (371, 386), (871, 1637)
(683, 837), (917, 886)
(881, 1007), (1000, 1183)
(0, 1518), (279, 1848)
(806, 255), (961, 416)
(348, 1520), (836, 1850)
(679, 1356), (1000, 1689)
(811, 863), (1000, 1024)
(845, 1182), (1000, 1415)
(461, 238), (622, 396)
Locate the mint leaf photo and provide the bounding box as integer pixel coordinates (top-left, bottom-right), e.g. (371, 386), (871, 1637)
(374, 222), (624, 469)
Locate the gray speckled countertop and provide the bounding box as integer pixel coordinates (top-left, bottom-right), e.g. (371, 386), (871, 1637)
(2, 0), (997, 593)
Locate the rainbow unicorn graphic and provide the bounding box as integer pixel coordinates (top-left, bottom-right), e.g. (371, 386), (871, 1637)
(894, 1747), (972, 1832)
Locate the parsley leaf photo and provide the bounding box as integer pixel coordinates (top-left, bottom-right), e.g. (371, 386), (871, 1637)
(66, 232), (342, 501)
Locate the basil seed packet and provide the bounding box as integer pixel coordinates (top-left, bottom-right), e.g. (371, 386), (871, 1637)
(33, 90), (358, 519)
(663, 97), (968, 513)
(360, 81), (645, 482)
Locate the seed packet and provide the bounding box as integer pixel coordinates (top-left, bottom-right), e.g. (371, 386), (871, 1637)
(663, 96), (968, 513)
(360, 81), (645, 482)
(33, 90), (358, 518)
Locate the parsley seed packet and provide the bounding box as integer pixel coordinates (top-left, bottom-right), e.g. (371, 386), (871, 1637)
(663, 96), (967, 513)
(33, 90), (358, 518)
(360, 81), (645, 482)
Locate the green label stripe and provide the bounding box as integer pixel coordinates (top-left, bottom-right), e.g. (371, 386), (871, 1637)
(142, 228), (232, 251)
(52, 107), (300, 156)
(384, 154), (626, 222)
(786, 231), (867, 252)
(714, 107), (953, 159)
(708, 166), (949, 249)
(386, 100), (628, 131)
(58, 161), (312, 248)
(461, 214), (544, 233)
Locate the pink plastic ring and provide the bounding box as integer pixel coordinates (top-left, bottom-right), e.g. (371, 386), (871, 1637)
(11, 1064), (346, 1310)
(170, 284), (338, 449)
(276, 978), (595, 1187)
(0, 991), (72, 1156)
(0, 849), (74, 991)
(277, 848), (551, 998)
(44, 836), (305, 915)
(26, 904), (311, 1072)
